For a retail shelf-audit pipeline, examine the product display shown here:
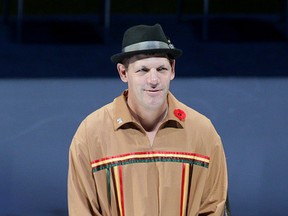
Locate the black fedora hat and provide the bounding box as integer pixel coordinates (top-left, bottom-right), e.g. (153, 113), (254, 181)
(111, 24), (182, 64)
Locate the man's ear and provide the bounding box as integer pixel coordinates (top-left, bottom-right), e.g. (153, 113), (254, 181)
(117, 63), (128, 83)
(170, 60), (176, 81)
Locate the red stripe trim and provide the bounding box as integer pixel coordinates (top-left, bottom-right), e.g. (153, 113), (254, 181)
(119, 166), (125, 216)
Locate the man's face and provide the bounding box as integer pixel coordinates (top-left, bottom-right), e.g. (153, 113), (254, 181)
(117, 55), (175, 112)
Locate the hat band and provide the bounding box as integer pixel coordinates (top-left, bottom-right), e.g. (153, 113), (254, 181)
(123, 41), (170, 52)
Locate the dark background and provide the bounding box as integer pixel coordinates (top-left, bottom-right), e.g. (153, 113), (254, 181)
(0, 0), (287, 77)
(1, 0), (285, 15)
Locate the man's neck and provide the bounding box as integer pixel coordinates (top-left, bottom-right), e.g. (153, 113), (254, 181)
(128, 104), (168, 132)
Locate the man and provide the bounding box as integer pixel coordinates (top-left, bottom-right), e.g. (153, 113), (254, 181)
(68, 24), (228, 216)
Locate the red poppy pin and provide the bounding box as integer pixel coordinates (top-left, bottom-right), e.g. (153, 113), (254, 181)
(174, 109), (186, 121)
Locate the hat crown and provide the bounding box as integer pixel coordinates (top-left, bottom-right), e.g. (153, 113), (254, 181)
(110, 24), (182, 63)
(122, 24), (168, 48)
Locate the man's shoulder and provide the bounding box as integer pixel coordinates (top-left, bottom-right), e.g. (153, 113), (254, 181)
(171, 96), (214, 133)
(84, 92), (127, 126)
(85, 100), (115, 123)
(183, 104), (212, 125)
(169, 93), (211, 124)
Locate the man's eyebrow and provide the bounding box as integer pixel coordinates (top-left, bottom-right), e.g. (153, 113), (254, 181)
(139, 65), (149, 70)
(141, 65), (149, 68)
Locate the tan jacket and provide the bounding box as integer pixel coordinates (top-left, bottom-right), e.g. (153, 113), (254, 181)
(68, 91), (228, 216)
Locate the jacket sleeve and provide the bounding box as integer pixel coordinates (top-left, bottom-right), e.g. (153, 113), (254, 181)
(67, 121), (102, 216)
(199, 128), (228, 216)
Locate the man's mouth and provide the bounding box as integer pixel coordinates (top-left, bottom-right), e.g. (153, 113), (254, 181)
(145, 88), (162, 92)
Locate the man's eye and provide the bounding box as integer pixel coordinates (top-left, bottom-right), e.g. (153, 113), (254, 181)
(136, 68), (149, 73)
(157, 67), (168, 72)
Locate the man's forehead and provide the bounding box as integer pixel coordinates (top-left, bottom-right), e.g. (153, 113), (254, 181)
(129, 54), (170, 64)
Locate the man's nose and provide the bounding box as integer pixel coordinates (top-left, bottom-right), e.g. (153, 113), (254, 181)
(147, 69), (159, 85)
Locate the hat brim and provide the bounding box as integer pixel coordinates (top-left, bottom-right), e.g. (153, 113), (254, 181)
(111, 48), (182, 64)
